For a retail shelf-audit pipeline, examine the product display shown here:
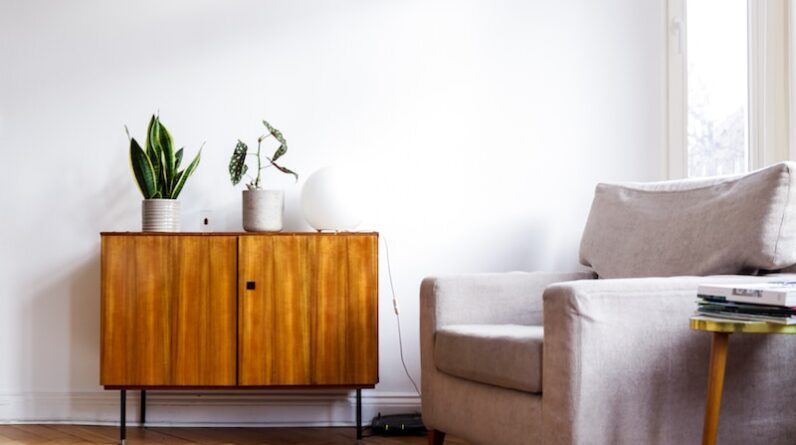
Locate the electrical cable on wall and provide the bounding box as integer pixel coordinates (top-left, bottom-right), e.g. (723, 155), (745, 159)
(382, 235), (421, 397)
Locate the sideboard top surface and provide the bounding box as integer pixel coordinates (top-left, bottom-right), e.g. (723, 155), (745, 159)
(101, 231), (378, 237)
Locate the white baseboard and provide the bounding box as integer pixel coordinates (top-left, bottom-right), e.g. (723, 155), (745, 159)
(0, 390), (421, 426)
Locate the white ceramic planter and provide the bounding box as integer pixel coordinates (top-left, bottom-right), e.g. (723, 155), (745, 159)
(142, 199), (180, 232)
(242, 189), (284, 232)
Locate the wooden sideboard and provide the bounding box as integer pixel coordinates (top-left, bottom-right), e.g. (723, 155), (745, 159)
(100, 232), (378, 443)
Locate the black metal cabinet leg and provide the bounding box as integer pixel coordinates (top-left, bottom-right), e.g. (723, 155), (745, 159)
(140, 390), (146, 425)
(120, 389), (127, 445)
(356, 389), (362, 440)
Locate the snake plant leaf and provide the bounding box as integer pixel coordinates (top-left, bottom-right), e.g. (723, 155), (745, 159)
(158, 119), (176, 187)
(174, 147), (184, 170)
(128, 114), (201, 199)
(171, 148), (184, 192)
(144, 115), (157, 155)
(263, 120), (288, 161)
(130, 137), (158, 198)
(270, 159), (299, 182)
(159, 149), (171, 196)
(145, 115), (162, 185)
(148, 115), (176, 193)
(228, 140), (249, 186)
(170, 149), (202, 199)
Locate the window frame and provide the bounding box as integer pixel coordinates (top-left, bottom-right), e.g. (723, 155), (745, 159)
(666, 0), (791, 179)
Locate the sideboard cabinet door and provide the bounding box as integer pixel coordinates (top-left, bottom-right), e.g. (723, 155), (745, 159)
(101, 235), (237, 386)
(238, 234), (378, 386)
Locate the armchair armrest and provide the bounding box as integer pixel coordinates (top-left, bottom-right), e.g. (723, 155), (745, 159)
(542, 275), (791, 445)
(420, 271), (594, 329)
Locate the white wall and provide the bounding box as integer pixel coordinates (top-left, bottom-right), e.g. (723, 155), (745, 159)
(0, 0), (664, 425)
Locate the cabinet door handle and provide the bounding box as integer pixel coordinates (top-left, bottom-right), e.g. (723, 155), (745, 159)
(246, 281), (256, 290)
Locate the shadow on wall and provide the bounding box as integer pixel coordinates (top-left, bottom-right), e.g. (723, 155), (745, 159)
(68, 254), (102, 391)
(25, 175), (131, 396)
(25, 254), (101, 396)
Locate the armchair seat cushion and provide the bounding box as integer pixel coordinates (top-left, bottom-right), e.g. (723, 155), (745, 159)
(434, 324), (543, 393)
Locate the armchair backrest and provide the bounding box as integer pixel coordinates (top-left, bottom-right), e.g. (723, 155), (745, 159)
(579, 162), (796, 278)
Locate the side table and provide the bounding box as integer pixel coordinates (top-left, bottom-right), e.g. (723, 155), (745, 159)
(690, 316), (796, 445)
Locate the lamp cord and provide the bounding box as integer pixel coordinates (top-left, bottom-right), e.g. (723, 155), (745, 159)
(382, 235), (421, 397)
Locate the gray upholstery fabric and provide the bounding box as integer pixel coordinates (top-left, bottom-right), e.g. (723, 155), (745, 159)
(421, 358), (543, 445)
(579, 162), (796, 278)
(543, 275), (796, 445)
(435, 324), (544, 393)
(420, 272), (593, 445)
(423, 272), (796, 445)
(424, 271), (595, 327)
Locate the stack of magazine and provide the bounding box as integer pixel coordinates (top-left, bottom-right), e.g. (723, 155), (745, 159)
(696, 281), (796, 325)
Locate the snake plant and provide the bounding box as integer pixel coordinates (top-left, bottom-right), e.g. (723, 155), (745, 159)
(228, 119), (298, 189)
(127, 114), (202, 199)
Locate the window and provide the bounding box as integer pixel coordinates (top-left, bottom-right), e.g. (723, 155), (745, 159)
(686, 0), (748, 177)
(667, 0), (790, 179)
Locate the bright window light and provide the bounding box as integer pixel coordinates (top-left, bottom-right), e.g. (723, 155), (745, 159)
(686, 0), (748, 177)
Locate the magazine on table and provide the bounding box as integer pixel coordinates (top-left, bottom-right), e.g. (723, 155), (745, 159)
(697, 281), (796, 307)
(694, 310), (796, 325)
(695, 300), (796, 324)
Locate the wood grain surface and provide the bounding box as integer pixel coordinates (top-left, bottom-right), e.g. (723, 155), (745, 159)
(101, 235), (237, 386)
(102, 233), (378, 388)
(238, 234), (378, 386)
(238, 235), (313, 385)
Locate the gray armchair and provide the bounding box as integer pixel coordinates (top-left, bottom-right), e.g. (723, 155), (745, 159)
(421, 162), (796, 445)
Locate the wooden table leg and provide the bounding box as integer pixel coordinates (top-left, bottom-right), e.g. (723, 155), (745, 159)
(702, 332), (730, 445)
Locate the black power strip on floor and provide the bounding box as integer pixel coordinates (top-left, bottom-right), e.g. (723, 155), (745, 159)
(370, 412), (427, 436)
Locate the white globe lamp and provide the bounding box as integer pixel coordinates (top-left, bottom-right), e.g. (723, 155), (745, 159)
(301, 167), (364, 231)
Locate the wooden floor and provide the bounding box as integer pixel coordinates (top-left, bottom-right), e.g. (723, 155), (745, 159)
(0, 425), (468, 444)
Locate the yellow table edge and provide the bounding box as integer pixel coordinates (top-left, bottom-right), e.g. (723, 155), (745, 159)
(690, 316), (796, 334)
